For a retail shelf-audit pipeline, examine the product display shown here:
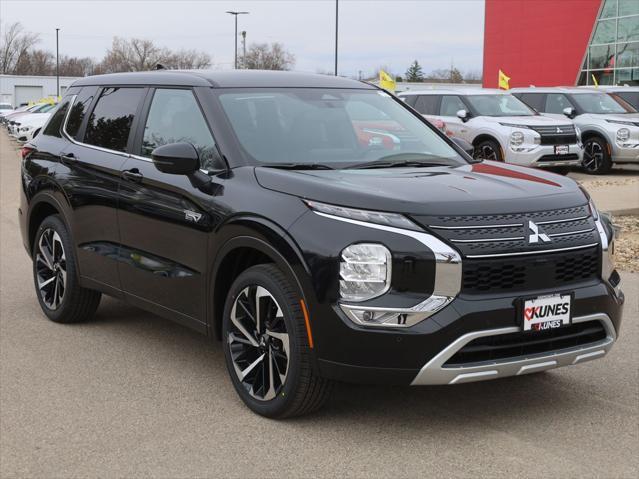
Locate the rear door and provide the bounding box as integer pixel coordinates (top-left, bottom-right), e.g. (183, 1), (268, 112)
(61, 85), (147, 293)
(116, 87), (225, 331)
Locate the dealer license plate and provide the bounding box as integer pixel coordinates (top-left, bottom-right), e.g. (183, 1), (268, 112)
(522, 294), (571, 332)
(554, 145), (569, 155)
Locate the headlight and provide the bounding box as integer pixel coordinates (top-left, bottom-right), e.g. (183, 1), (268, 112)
(606, 119), (636, 126)
(509, 131), (524, 148)
(340, 243), (391, 302)
(305, 200), (421, 231)
(616, 128), (630, 143)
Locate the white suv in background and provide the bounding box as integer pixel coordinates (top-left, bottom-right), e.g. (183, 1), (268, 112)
(399, 88), (583, 171)
(512, 87), (639, 174)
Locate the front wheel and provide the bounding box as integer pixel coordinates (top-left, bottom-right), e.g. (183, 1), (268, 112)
(473, 139), (503, 162)
(582, 137), (612, 174)
(222, 264), (332, 418)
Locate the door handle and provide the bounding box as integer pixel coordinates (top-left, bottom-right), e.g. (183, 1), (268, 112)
(121, 168), (143, 183)
(60, 153), (77, 166)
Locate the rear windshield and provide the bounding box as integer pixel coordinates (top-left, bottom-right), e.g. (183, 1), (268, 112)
(216, 88), (465, 168)
(571, 93), (634, 114)
(464, 94), (535, 117)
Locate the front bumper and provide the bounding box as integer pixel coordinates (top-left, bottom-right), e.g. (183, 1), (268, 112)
(611, 142), (639, 163)
(505, 143), (583, 168)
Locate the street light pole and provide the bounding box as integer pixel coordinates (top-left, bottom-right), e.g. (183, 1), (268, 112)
(241, 31), (247, 68)
(55, 28), (60, 98)
(226, 11), (249, 69)
(334, 0), (339, 76)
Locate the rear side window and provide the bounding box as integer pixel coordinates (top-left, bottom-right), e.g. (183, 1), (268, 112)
(141, 89), (221, 171)
(402, 95), (418, 107)
(414, 95), (439, 115)
(516, 93), (545, 112)
(545, 93), (573, 114)
(84, 87), (145, 152)
(66, 87), (97, 140)
(42, 99), (70, 138)
(440, 95), (466, 116)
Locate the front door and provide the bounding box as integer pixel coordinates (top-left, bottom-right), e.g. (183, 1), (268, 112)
(117, 88), (225, 329)
(438, 95), (471, 141)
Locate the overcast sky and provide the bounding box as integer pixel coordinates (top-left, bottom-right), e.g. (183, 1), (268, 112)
(1, 0), (485, 77)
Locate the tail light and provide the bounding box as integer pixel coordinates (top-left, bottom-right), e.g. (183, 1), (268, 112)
(20, 145), (34, 160)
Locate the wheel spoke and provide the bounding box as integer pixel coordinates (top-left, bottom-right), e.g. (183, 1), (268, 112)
(230, 300), (259, 347)
(237, 353), (265, 381)
(38, 240), (54, 270)
(38, 276), (56, 289)
(263, 349), (277, 401)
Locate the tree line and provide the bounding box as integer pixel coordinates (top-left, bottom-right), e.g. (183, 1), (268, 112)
(402, 59), (481, 83)
(0, 22), (295, 76)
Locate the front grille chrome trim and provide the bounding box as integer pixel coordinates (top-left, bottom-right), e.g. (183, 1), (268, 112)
(428, 223), (523, 230)
(410, 313), (616, 385)
(451, 236), (524, 243)
(465, 243), (599, 258)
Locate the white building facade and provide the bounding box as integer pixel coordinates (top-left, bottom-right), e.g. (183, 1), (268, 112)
(0, 75), (81, 107)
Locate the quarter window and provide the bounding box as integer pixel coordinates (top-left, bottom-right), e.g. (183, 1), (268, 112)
(440, 95), (466, 116)
(84, 87), (145, 152)
(141, 89), (221, 171)
(66, 87), (97, 140)
(42, 99), (70, 138)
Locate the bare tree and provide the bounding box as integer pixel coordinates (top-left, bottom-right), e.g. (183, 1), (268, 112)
(59, 55), (97, 77)
(0, 22), (40, 74)
(165, 49), (211, 69)
(242, 42), (295, 70)
(14, 49), (54, 75)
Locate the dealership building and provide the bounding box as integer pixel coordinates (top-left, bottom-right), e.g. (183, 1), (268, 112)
(0, 75), (80, 107)
(483, 0), (638, 88)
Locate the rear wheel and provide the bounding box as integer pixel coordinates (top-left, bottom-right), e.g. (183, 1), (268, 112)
(582, 137), (612, 174)
(473, 139), (503, 162)
(222, 264), (332, 418)
(32, 215), (101, 323)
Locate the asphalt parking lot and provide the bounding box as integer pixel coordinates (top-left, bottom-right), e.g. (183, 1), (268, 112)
(1, 132), (637, 478)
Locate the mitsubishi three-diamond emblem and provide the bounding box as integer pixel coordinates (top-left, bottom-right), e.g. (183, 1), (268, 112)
(527, 220), (551, 244)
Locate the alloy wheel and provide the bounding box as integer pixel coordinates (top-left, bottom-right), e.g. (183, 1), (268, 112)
(35, 228), (67, 310)
(583, 140), (603, 172)
(228, 286), (290, 401)
(475, 144), (498, 161)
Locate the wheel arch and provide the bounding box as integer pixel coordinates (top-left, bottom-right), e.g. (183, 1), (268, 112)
(209, 216), (313, 341)
(27, 191), (73, 256)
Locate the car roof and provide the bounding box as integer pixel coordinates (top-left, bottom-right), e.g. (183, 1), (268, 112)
(509, 86), (611, 94)
(399, 87), (508, 96)
(71, 69), (375, 89)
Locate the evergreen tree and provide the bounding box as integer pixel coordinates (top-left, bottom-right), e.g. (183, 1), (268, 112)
(405, 60), (424, 82)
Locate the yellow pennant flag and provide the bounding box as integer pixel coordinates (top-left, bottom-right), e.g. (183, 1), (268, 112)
(498, 69), (510, 90)
(379, 70), (396, 92)
(591, 74), (599, 88)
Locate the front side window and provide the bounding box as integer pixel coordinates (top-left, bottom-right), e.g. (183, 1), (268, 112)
(42, 99), (71, 138)
(141, 89), (221, 171)
(570, 93), (634, 114)
(84, 87), (145, 152)
(66, 87), (97, 140)
(217, 88), (466, 167)
(545, 94), (574, 114)
(464, 94), (535, 117)
(440, 95), (466, 116)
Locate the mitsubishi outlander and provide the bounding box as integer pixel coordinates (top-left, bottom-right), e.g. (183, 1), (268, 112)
(20, 71), (624, 418)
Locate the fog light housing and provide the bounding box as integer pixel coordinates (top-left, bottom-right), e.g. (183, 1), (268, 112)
(339, 243), (391, 302)
(339, 295), (453, 328)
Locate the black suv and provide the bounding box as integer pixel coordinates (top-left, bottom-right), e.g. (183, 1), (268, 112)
(20, 71), (624, 418)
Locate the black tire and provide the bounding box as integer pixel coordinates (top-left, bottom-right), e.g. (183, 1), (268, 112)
(222, 264), (332, 418)
(582, 136), (612, 174)
(32, 214), (101, 323)
(473, 139), (503, 162)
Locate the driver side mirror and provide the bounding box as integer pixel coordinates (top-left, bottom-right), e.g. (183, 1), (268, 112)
(151, 142), (200, 175)
(456, 109), (469, 122)
(563, 107), (577, 119)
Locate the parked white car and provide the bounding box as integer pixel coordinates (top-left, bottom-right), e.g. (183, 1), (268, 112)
(512, 87), (639, 174)
(398, 88), (583, 171)
(6, 103), (56, 136)
(13, 111), (52, 142)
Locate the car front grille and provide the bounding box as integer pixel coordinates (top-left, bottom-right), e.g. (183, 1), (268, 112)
(412, 205), (599, 257)
(529, 124), (578, 145)
(461, 246), (600, 294)
(444, 320), (607, 366)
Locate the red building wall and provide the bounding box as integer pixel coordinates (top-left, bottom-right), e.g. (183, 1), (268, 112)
(483, 0), (602, 88)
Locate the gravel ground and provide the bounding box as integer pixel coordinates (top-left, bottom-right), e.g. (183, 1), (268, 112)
(614, 215), (639, 273)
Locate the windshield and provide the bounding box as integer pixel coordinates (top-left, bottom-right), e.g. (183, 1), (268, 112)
(217, 88), (466, 168)
(571, 93), (634, 114)
(465, 94), (535, 116)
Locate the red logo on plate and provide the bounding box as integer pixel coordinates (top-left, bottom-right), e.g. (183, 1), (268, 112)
(524, 307), (539, 321)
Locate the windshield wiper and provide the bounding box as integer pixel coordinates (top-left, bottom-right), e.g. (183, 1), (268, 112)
(260, 163), (335, 170)
(348, 153), (452, 170)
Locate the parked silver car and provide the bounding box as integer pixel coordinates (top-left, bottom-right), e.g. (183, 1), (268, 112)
(512, 87), (639, 174)
(398, 88), (583, 171)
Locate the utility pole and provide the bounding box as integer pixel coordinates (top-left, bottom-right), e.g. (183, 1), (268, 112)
(55, 28), (60, 98)
(334, 0), (339, 76)
(241, 31), (247, 68)
(226, 11), (249, 69)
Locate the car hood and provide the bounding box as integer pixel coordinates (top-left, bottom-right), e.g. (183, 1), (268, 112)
(482, 115), (571, 126)
(18, 113), (50, 126)
(254, 161), (587, 216)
